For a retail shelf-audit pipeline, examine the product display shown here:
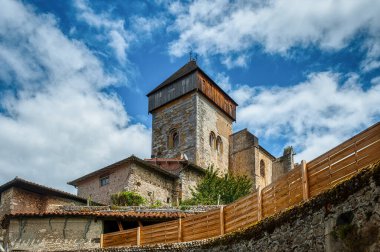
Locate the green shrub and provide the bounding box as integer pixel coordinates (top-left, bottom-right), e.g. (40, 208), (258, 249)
(182, 166), (253, 205)
(150, 200), (163, 208)
(111, 191), (146, 206)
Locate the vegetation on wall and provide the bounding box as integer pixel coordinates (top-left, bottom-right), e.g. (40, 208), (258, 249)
(111, 191), (146, 206)
(182, 166), (253, 205)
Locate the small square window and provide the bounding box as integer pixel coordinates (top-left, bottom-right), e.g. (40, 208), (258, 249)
(100, 176), (109, 187)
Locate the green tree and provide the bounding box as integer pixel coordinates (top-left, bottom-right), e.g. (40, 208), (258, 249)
(184, 166), (253, 205)
(111, 191), (146, 206)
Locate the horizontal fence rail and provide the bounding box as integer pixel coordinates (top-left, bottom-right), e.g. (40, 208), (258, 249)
(101, 122), (380, 248)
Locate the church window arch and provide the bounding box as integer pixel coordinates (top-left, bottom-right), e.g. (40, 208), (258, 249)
(168, 129), (179, 149)
(260, 159), (265, 177)
(209, 131), (216, 148)
(216, 136), (223, 154)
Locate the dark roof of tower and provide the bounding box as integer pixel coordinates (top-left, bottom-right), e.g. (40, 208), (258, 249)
(146, 60), (198, 96)
(146, 61), (238, 106)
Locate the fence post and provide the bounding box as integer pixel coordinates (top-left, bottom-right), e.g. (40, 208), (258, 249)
(100, 234), (103, 248)
(137, 226), (141, 246)
(301, 160), (309, 201)
(257, 188), (263, 221)
(220, 206), (225, 235)
(178, 218), (182, 242)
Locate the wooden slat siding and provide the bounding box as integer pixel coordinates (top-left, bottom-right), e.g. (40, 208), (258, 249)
(148, 72), (197, 112)
(141, 220), (179, 245)
(102, 228), (138, 248)
(197, 73), (236, 120)
(307, 123), (380, 198)
(182, 209), (221, 242)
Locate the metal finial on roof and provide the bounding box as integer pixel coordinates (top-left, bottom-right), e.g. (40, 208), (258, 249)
(189, 50), (197, 62)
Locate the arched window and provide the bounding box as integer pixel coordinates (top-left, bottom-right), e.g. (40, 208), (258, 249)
(209, 132), (216, 148)
(168, 129), (179, 149)
(216, 136), (223, 154)
(260, 160), (265, 177)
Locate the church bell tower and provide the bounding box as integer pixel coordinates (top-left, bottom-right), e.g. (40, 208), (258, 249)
(147, 60), (237, 175)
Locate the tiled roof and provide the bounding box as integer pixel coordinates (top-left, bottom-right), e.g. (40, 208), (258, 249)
(68, 155), (179, 186)
(1, 210), (192, 228)
(0, 177), (94, 204)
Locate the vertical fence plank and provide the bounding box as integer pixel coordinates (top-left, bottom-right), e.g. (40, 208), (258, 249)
(178, 218), (182, 242)
(137, 227), (141, 246)
(257, 188), (263, 221)
(301, 160), (309, 201)
(100, 234), (103, 248)
(220, 206), (225, 235)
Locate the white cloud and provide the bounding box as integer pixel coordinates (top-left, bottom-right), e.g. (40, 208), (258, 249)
(168, 0), (380, 69)
(234, 72), (380, 161)
(0, 0), (151, 192)
(74, 0), (134, 64)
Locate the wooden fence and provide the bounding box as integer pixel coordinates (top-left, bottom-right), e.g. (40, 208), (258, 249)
(101, 122), (380, 248)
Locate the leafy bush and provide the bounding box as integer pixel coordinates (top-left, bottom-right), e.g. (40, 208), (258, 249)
(183, 166), (253, 205)
(111, 191), (146, 206)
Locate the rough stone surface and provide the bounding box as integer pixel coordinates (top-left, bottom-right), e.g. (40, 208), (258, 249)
(6, 217), (102, 251)
(77, 162), (177, 205)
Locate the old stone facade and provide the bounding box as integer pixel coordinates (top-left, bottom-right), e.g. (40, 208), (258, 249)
(69, 156), (204, 205)
(0, 178), (87, 220)
(6, 217), (102, 251)
(70, 60), (294, 207)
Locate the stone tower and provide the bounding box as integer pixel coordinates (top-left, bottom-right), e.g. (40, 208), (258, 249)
(147, 60), (237, 175)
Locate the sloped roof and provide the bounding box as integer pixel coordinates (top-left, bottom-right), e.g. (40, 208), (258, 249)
(144, 158), (206, 176)
(0, 177), (91, 204)
(146, 60), (237, 106)
(68, 155), (180, 187)
(146, 60), (198, 96)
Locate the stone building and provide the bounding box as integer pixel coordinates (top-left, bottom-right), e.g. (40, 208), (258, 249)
(69, 60), (294, 205)
(68, 156), (205, 205)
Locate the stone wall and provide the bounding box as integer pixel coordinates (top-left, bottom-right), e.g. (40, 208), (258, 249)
(6, 217), (101, 251)
(179, 169), (204, 201)
(77, 164), (132, 205)
(76, 162), (177, 206)
(196, 94), (232, 175)
(228, 129), (257, 183)
(255, 148), (274, 189)
(151, 93), (197, 162)
(272, 147), (295, 182)
(59, 162), (380, 252)
(0, 187), (84, 219)
(129, 163), (176, 205)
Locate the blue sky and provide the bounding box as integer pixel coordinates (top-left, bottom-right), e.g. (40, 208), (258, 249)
(0, 0), (379, 192)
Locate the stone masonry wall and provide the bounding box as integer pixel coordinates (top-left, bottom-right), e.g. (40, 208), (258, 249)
(7, 217), (102, 251)
(196, 94), (232, 175)
(151, 93), (197, 162)
(61, 162), (380, 252)
(255, 149), (274, 189)
(128, 163), (175, 205)
(76, 163), (176, 206)
(0, 187), (84, 219)
(77, 164), (132, 205)
(228, 129), (258, 187)
(179, 169), (203, 201)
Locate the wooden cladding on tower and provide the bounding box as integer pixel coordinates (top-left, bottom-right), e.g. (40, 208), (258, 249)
(197, 73), (236, 120)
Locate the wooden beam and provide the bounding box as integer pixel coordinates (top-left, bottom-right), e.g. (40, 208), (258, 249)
(220, 206), (225, 235)
(117, 221), (123, 231)
(137, 226), (141, 246)
(178, 218), (182, 242)
(257, 188), (263, 221)
(301, 160), (309, 201)
(138, 221), (143, 227)
(100, 234), (104, 248)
